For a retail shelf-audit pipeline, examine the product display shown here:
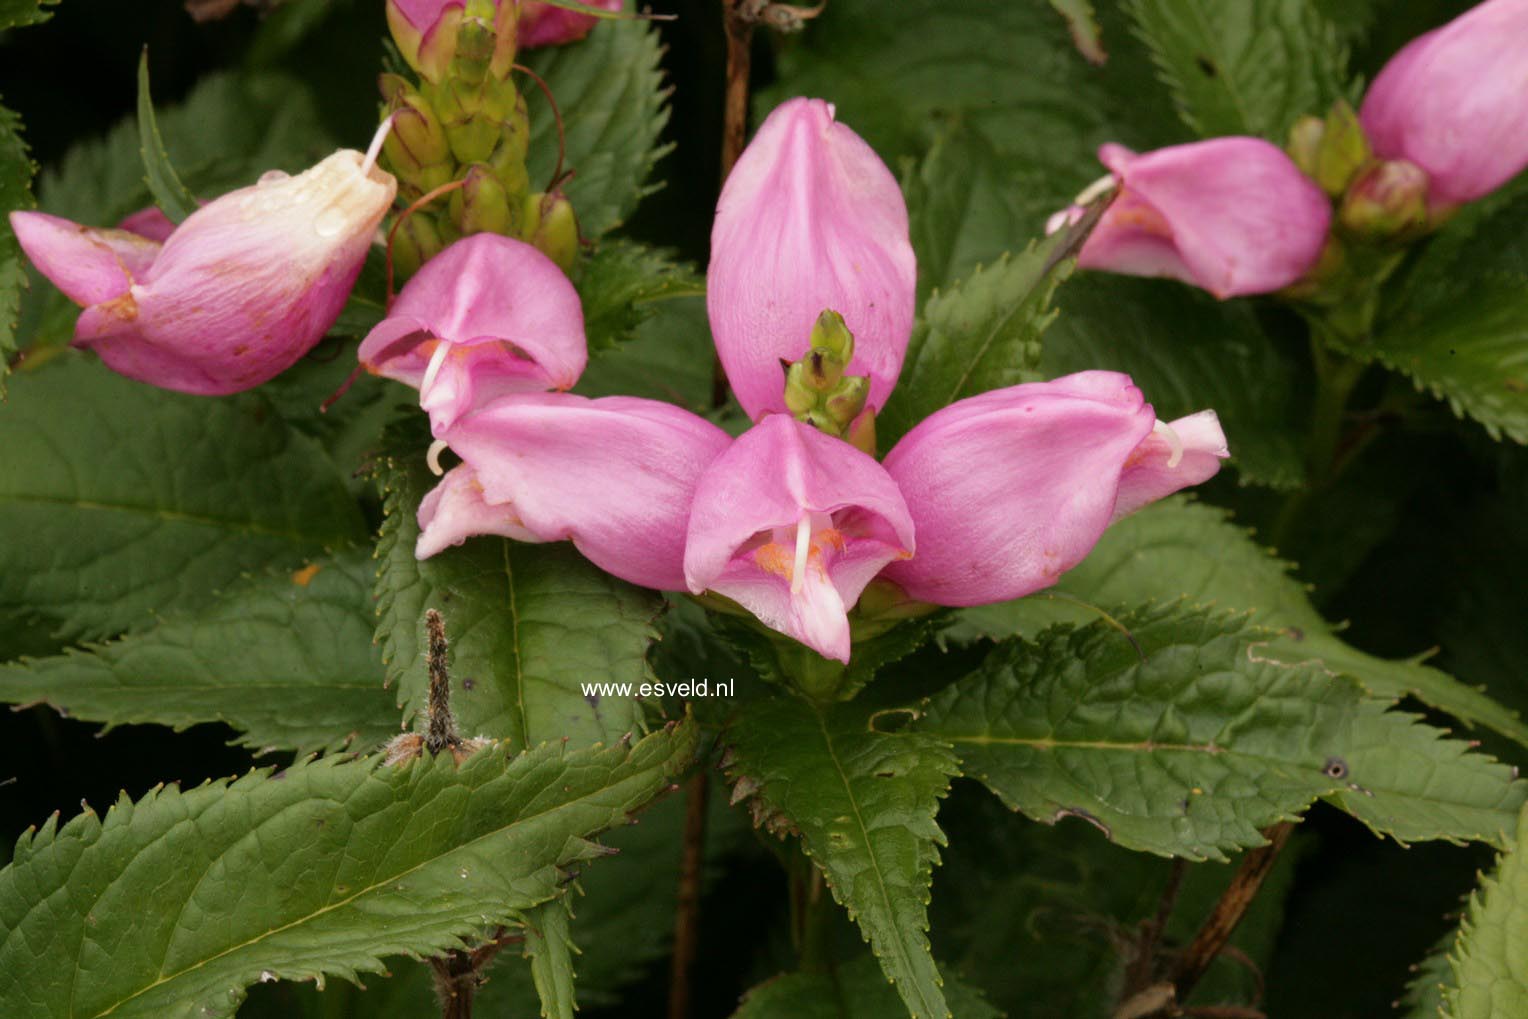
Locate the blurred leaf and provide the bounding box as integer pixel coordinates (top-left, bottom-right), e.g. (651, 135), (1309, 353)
(0, 100), (33, 394)
(0, 547), (398, 755)
(1401, 930), (1457, 1019)
(955, 497), (1528, 747)
(1126, 0), (1353, 139)
(0, 354), (365, 642)
(135, 50), (199, 224)
(1047, 0), (1106, 64)
(523, 14), (672, 238)
(733, 955), (999, 1019)
(578, 240), (704, 355)
(0, 719), (696, 1019)
(0, 0), (55, 29)
(1043, 274), (1306, 488)
(724, 696), (960, 1019)
(1444, 805), (1528, 1018)
(372, 441), (661, 749)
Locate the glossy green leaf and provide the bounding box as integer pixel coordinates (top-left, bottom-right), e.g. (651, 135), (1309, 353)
(0, 719), (696, 1019)
(1444, 805), (1528, 1018)
(135, 50), (199, 224)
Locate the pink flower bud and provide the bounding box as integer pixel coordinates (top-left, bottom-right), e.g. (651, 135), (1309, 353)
(358, 233), (587, 432)
(1360, 0), (1528, 207)
(117, 206), (177, 243)
(1068, 139), (1331, 298)
(386, 1), (485, 83)
(708, 98), (915, 420)
(518, 0), (622, 48)
(684, 414), (915, 663)
(422, 393), (732, 590)
(11, 145), (396, 396)
(880, 372), (1227, 607)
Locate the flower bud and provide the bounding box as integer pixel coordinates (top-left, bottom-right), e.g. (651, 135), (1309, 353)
(1360, 0), (1528, 208)
(387, 0), (469, 84)
(709, 98), (915, 419)
(879, 372), (1226, 606)
(11, 143), (396, 395)
(521, 190), (580, 275)
(1338, 159), (1430, 242)
(518, 0), (623, 48)
(382, 92), (455, 196)
(451, 163), (516, 236)
(1069, 139), (1332, 298)
(389, 211), (445, 281)
(1312, 100), (1370, 197)
(1286, 115), (1325, 178)
(358, 233), (587, 431)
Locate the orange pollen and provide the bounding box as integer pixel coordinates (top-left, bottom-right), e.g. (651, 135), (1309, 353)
(754, 542), (795, 580)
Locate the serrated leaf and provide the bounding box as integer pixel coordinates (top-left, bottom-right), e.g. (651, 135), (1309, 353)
(522, 12), (671, 238)
(524, 898), (578, 1019)
(0, 99), (34, 394)
(1444, 805), (1528, 1018)
(1043, 274), (1306, 488)
(0, 718), (696, 1019)
(923, 604), (1525, 861)
(0, 0), (55, 29)
(724, 696), (959, 1019)
(577, 240), (704, 355)
(733, 955), (999, 1019)
(575, 294), (714, 411)
(954, 497), (1528, 747)
(372, 440), (661, 750)
(879, 235), (1075, 446)
(1126, 0), (1353, 139)
(0, 354), (365, 641)
(135, 51), (199, 224)
(1402, 931), (1459, 1019)
(0, 546), (400, 755)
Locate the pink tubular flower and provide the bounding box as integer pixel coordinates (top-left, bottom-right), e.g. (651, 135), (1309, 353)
(10, 139), (396, 396)
(1360, 0), (1528, 208)
(421, 393), (732, 590)
(879, 372), (1227, 607)
(1065, 139), (1331, 298)
(519, 0), (623, 48)
(358, 234), (587, 432)
(708, 98), (916, 420)
(684, 415), (915, 663)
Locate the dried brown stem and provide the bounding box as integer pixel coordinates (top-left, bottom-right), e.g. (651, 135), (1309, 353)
(429, 926), (519, 1019)
(667, 768), (711, 1019)
(1124, 859), (1188, 994)
(424, 609), (458, 753)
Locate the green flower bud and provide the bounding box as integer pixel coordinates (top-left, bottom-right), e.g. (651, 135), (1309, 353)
(1315, 100), (1371, 197)
(448, 163), (516, 236)
(1339, 158), (1429, 242)
(1286, 115), (1325, 178)
(846, 407), (877, 457)
(808, 308), (855, 364)
(390, 212), (444, 281)
(824, 375), (869, 427)
(381, 93), (455, 197)
(524, 191), (580, 274)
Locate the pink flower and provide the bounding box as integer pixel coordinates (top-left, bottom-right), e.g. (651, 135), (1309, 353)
(420, 393), (732, 590)
(358, 234), (587, 432)
(519, 0), (623, 48)
(708, 98), (915, 419)
(117, 206), (177, 243)
(1066, 139), (1331, 298)
(1360, 0), (1528, 208)
(10, 141), (396, 396)
(879, 372), (1227, 607)
(684, 414), (915, 663)
(386, 1), (512, 83)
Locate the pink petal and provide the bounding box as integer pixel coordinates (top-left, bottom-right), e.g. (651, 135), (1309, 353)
(1111, 410), (1230, 523)
(518, 0), (622, 48)
(416, 463), (542, 558)
(708, 97), (916, 419)
(117, 206), (178, 243)
(10, 211), (159, 307)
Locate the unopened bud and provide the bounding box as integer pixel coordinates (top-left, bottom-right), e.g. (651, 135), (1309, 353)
(391, 212), (444, 281)
(382, 94), (454, 195)
(824, 376), (869, 427)
(1286, 115), (1325, 178)
(524, 191), (579, 274)
(846, 406), (877, 457)
(1339, 159), (1429, 241)
(1315, 100), (1371, 197)
(452, 163), (515, 236)
(809, 308), (855, 364)
(386, 1), (464, 84)
(783, 363), (818, 415)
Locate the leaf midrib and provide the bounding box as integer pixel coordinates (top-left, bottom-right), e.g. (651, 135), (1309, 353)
(0, 492), (337, 545)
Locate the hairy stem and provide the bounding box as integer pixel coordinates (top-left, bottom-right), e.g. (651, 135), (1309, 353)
(667, 768), (711, 1019)
(424, 608), (459, 753)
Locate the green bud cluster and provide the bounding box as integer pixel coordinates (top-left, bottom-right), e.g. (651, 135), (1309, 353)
(783, 310), (878, 456)
(379, 5), (580, 279)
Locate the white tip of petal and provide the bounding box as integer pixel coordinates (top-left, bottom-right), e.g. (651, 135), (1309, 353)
(361, 115), (395, 178)
(420, 340), (451, 396)
(791, 516), (811, 596)
(1075, 171), (1118, 206)
(1153, 418), (1184, 469)
(426, 438), (449, 477)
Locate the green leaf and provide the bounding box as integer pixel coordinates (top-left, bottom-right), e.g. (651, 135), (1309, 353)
(524, 899), (578, 1019)
(1047, 0), (1106, 64)
(577, 240), (704, 356)
(0, 354), (365, 641)
(1401, 931), (1459, 1019)
(372, 441), (662, 749)
(1126, 0), (1353, 139)
(0, 718), (697, 1019)
(923, 605), (1525, 861)
(575, 294), (714, 412)
(954, 497), (1528, 747)
(0, 0), (55, 29)
(0, 547), (400, 755)
(1042, 274), (1306, 489)
(1444, 805), (1528, 1018)
(135, 50), (200, 224)
(523, 14), (671, 238)
(878, 232), (1075, 446)
(724, 696), (960, 1019)
(733, 955), (999, 1019)
(0, 99), (34, 394)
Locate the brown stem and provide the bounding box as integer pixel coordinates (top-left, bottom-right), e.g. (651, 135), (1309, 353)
(1124, 859), (1188, 994)
(429, 927), (519, 1019)
(1169, 823), (1294, 1003)
(425, 609), (459, 754)
(667, 769), (711, 1019)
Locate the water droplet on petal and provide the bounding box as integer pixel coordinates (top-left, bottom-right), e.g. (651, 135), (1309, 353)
(313, 206), (347, 237)
(257, 169), (290, 187)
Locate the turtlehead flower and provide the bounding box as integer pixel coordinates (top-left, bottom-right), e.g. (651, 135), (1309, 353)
(1360, 0), (1528, 208)
(1060, 139), (1331, 298)
(10, 132), (396, 396)
(880, 372), (1227, 606)
(685, 414), (915, 663)
(387, 0), (515, 83)
(358, 233), (587, 432)
(708, 97), (915, 419)
(519, 0), (623, 48)
(420, 393), (732, 590)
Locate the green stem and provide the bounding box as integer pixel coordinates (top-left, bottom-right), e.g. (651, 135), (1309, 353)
(1271, 333), (1369, 550)
(793, 863), (837, 974)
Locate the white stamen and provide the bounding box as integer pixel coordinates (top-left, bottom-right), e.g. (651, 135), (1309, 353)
(420, 341), (451, 395)
(360, 115), (395, 178)
(427, 439), (449, 477)
(1153, 419), (1184, 469)
(790, 517), (811, 596)
(1074, 171), (1117, 206)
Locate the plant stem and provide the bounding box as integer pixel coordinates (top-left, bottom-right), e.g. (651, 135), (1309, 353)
(1271, 337), (1368, 550)
(1123, 859), (1188, 995)
(667, 768), (711, 1019)
(792, 861), (836, 973)
(713, 0), (757, 409)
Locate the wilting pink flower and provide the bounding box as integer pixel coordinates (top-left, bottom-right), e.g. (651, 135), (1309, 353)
(10, 139), (396, 396)
(685, 414), (915, 663)
(879, 372), (1226, 607)
(519, 0), (623, 48)
(708, 98), (915, 420)
(421, 393), (731, 590)
(1360, 0), (1528, 208)
(1063, 139), (1331, 298)
(358, 234), (587, 432)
